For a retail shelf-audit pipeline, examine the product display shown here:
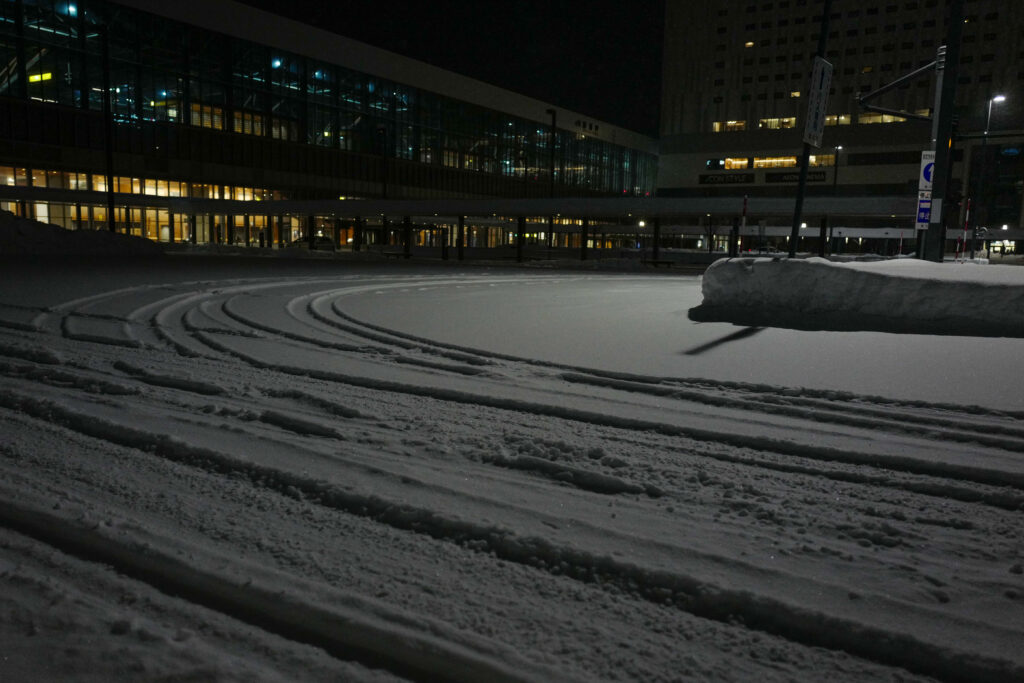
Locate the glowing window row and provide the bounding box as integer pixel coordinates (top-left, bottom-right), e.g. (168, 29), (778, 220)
(0, 166), (286, 201)
(706, 154), (837, 170)
(711, 113), (910, 132)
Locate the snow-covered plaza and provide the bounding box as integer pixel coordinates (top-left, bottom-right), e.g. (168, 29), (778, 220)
(1, 251), (1022, 682)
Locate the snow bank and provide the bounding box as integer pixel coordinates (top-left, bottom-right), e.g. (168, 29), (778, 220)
(693, 257), (1024, 337)
(0, 210), (163, 256)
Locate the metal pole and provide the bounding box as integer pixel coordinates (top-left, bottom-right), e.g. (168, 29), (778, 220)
(832, 146), (841, 194)
(546, 108), (556, 199)
(101, 25), (116, 233)
(547, 109), (557, 254)
(972, 98), (995, 259)
(924, 0), (965, 261)
(818, 215), (828, 257)
(580, 217), (588, 261)
(790, 0), (833, 257)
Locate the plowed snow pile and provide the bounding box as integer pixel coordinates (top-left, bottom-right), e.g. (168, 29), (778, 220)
(695, 256), (1024, 336)
(0, 210), (162, 256)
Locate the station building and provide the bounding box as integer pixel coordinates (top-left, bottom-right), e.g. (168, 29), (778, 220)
(0, 0), (657, 249)
(659, 0), (1024, 256)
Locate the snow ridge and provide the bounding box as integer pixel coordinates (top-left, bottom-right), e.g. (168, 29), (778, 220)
(695, 257), (1024, 336)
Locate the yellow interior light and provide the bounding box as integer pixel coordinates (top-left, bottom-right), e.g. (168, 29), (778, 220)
(29, 72), (53, 83)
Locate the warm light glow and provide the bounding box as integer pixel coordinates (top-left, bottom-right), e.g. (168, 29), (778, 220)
(28, 72), (52, 83)
(758, 117), (796, 130)
(712, 120), (747, 132)
(744, 41), (754, 48)
(753, 156), (798, 168)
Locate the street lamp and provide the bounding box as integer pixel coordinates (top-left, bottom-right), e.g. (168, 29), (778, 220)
(546, 108), (557, 251)
(832, 145), (843, 194)
(986, 94), (1006, 135)
(973, 94), (1006, 258)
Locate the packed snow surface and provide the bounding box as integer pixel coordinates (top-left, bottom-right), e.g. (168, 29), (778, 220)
(1, 253), (1022, 682)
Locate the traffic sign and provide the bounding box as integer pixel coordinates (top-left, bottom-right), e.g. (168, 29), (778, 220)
(919, 151), (935, 192)
(803, 57), (833, 148)
(916, 198), (932, 229)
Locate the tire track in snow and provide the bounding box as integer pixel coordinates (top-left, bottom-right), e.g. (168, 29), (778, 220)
(1, 388), (1020, 683)
(191, 330), (1024, 494)
(5, 293), (1022, 514)
(561, 373), (1024, 454)
(0, 496), (569, 683)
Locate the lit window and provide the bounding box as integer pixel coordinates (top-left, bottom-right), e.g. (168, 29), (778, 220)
(757, 117), (796, 129)
(824, 114), (852, 126)
(790, 91), (801, 97)
(745, 41), (755, 47)
(753, 156), (798, 168)
(858, 112), (906, 124)
(712, 120), (747, 132)
(28, 72), (53, 83)
(725, 157), (750, 169)
(809, 154), (837, 167)
(191, 103), (224, 130)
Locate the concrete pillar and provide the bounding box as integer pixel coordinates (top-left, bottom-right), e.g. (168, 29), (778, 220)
(457, 215), (465, 261)
(403, 216), (412, 259)
(353, 216), (363, 252)
(516, 216), (525, 262)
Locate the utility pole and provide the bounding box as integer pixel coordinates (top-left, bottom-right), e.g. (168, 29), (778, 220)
(923, 0), (965, 262)
(101, 25), (116, 233)
(546, 108), (556, 252)
(790, 0), (833, 257)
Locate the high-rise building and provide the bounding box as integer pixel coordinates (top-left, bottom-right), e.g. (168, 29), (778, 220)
(659, 0), (1023, 251)
(0, 0), (656, 247)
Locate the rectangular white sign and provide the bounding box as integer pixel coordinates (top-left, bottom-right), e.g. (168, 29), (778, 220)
(803, 57), (833, 148)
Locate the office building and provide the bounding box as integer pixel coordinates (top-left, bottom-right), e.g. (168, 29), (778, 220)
(0, 0), (657, 247)
(659, 0), (1023, 253)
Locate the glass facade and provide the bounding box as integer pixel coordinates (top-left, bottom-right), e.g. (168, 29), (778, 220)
(0, 0), (656, 206)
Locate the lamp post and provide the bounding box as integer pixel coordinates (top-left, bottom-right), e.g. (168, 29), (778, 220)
(832, 145), (843, 193)
(972, 94), (1005, 258)
(546, 108), (556, 251)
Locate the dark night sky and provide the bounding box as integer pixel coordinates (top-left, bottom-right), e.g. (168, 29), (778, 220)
(238, 1), (665, 136)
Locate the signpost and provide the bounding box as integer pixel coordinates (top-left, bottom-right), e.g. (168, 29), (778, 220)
(790, 0), (834, 257)
(915, 150), (935, 231)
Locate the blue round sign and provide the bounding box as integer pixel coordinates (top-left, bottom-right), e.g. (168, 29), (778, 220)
(923, 162), (934, 182)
